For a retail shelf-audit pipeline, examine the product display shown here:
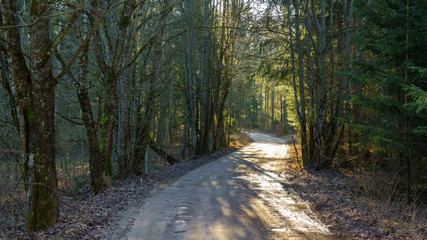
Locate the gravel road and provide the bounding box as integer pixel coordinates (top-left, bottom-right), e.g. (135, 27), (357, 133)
(127, 132), (332, 240)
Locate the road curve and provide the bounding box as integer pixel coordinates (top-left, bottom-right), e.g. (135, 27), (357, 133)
(127, 132), (332, 240)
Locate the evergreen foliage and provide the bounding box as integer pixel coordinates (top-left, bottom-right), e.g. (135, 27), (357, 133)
(350, 0), (427, 189)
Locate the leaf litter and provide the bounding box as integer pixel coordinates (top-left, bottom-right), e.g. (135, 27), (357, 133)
(0, 148), (241, 240)
(282, 145), (426, 240)
(1, 132), (425, 239)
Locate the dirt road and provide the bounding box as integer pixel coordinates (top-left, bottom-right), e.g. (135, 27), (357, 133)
(127, 132), (332, 240)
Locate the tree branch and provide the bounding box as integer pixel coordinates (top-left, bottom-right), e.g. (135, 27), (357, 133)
(55, 111), (85, 126)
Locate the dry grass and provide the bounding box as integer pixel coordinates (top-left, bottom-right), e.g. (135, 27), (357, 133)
(282, 144), (426, 239)
(352, 171), (426, 239)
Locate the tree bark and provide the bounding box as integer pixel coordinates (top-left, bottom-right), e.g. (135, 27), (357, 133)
(56, 39), (104, 195)
(134, 0), (172, 173)
(117, 53), (132, 178)
(27, 1), (59, 231)
(2, 0), (60, 231)
(290, 0), (309, 166)
(271, 78), (274, 127)
(148, 138), (179, 164)
(304, 0), (315, 161)
(1, 0), (32, 189)
(90, 0), (137, 180)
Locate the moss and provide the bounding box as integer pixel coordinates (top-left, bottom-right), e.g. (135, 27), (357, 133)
(99, 112), (108, 154)
(26, 108), (35, 121)
(21, 162), (28, 179)
(100, 113), (109, 125)
(99, 123), (106, 151)
(107, 70), (115, 81)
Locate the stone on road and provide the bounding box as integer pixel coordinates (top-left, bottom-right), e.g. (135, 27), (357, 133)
(127, 132), (332, 240)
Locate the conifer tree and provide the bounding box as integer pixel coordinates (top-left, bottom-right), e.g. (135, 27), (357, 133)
(351, 0), (427, 191)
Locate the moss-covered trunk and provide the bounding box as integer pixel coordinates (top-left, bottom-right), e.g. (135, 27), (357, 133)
(2, 0), (59, 232)
(100, 72), (117, 184)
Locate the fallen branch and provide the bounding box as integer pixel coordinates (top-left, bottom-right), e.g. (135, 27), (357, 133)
(148, 139), (179, 165)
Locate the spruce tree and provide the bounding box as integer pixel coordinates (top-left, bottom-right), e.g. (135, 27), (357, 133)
(350, 0), (427, 191)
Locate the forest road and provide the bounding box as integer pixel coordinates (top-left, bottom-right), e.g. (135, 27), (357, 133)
(127, 132), (333, 240)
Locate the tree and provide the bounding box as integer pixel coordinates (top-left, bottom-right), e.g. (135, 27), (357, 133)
(176, 0), (246, 156)
(1, 0), (62, 231)
(255, 0), (354, 169)
(350, 0), (427, 192)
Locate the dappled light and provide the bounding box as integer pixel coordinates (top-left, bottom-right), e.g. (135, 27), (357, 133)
(128, 133), (332, 240)
(1, 0), (425, 238)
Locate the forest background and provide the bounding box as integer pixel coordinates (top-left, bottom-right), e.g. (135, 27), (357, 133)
(0, 0), (426, 235)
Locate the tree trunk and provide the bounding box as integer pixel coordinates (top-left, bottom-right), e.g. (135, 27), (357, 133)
(2, 0), (59, 231)
(56, 40), (104, 195)
(156, 95), (168, 146)
(78, 42), (104, 194)
(290, 0), (309, 166)
(404, 0), (411, 194)
(28, 1), (59, 231)
(134, 0), (171, 172)
(91, 0), (137, 180)
(100, 72), (117, 184)
(304, 0), (315, 161)
(1, 0), (32, 189)
(271, 78), (274, 127)
(259, 84), (263, 127)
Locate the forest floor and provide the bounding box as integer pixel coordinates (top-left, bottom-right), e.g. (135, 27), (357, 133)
(1, 131), (425, 239)
(0, 132), (252, 240)
(282, 147), (426, 240)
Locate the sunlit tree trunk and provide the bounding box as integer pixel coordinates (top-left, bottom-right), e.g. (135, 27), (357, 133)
(290, 0), (309, 166)
(304, 0), (315, 161)
(271, 78), (274, 127)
